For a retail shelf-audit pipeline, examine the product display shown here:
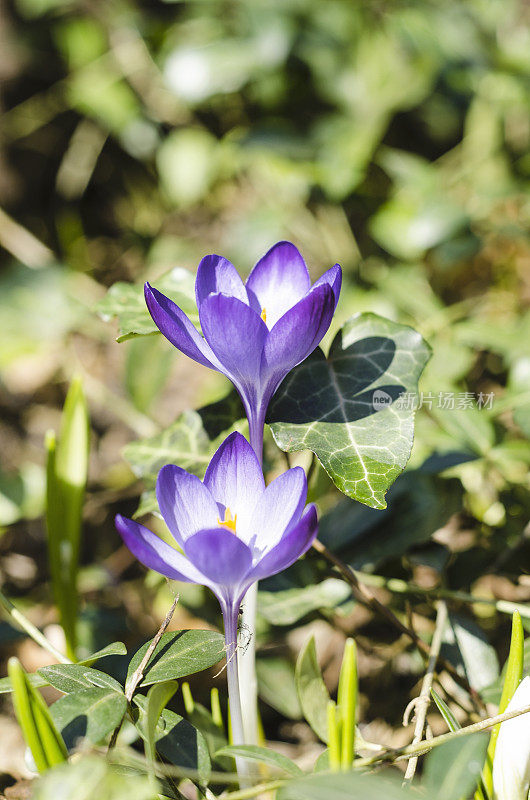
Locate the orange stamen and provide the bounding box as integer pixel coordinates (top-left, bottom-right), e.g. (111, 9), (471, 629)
(261, 308), (267, 323)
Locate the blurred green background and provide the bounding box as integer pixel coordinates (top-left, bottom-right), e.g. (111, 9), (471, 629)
(0, 0), (529, 760)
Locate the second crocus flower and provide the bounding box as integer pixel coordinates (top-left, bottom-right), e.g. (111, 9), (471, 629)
(144, 241), (341, 457)
(115, 432), (318, 757)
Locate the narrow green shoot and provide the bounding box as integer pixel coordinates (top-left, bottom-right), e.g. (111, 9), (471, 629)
(211, 687), (223, 729)
(8, 657), (67, 772)
(182, 681), (194, 715)
(45, 377), (89, 660)
(431, 688), (461, 732)
(327, 701), (341, 772)
(337, 638), (357, 770)
(476, 609), (524, 800)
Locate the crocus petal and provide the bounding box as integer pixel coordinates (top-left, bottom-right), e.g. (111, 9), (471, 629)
(184, 528), (253, 590)
(156, 465), (219, 546)
(115, 514), (206, 584)
(493, 676), (530, 800)
(247, 466), (307, 552)
(246, 241), (311, 327)
(203, 432), (264, 540)
(199, 293), (268, 391)
(145, 283), (219, 370)
(248, 505), (318, 582)
(262, 283), (335, 385)
(312, 263), (342, 309)
(195, 254), (248, 308)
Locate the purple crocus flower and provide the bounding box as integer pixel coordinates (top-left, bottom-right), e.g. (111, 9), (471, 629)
(115, 431), (317, 749)
(144, 241), (341, 458)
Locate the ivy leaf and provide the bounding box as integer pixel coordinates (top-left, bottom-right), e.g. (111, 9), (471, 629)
(50, 687), (127, 748)
(126, 630), (225, 687)
(268, 313), (431, 509)
(96, 268), (197, 342)
(123, 397), (245, 516)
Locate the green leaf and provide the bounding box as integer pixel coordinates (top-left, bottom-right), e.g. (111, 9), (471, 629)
(443, 615), (499, 693)
(431, 689), (461, 732)
(269, 313), (431, 509)
(0, 672), (48, 695)
(135, 695), (211, 783)
(276, 771), (408, 799)
(38, 664), (123, 694)
(8, 657), (67, 772)
(32, 756), (156, 800)
(188, 702), (228, 765)
(215, 744), (303, 776)
(46, 377), (90, 659)
(78, 641), (127, 665)
(481, 610), (524, 799)
(96, 267), (197, 342)
(258, 578), (351, 626)
(50, 687), (127, 747)
(256, 657), (302, 720)
(295, 637), (331, 743)
(126, 630), (225, 687)
(123, 402), (245, 516)
(423, 736), (488, 800)
(144, 680), (179, 765)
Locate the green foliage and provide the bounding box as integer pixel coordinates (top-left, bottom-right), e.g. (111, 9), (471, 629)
(126, 630), (225, 687)
(215, 745), (303, 776)
(96, 268), (197, 342)
(134, 694), (212, 783)
(32, 757), (156, 800)
(423, 736), (488, 800)
(49, 686), (127, 748)
(269, 313), (431, 509)
(258, 578), (350, 626)
(38, 664), (123, 694)
(478, 610), (524, 799)
(276, 772), (408, 799)
(8, 658), (68, 772)
(46, 377), (90, 659)
(295, 637), (331, 743)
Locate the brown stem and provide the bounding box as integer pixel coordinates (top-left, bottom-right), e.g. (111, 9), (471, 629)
(108, 594), (179, 750)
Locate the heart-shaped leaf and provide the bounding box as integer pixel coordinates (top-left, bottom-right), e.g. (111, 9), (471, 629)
(126, 630), (225, 687)
(268, 313), (431, 509)
(123, 394), (245, 516)
(96, 267), (197, 342)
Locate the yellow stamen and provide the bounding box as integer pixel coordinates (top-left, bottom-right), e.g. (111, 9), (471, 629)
(261, 308), (267, 323)
(218, 507), (237, 533)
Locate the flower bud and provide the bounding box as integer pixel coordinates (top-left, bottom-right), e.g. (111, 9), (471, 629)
(493, 676), (530, 800)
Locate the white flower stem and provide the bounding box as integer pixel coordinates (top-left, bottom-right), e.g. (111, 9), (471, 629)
(237, 403), (267, 745)
(224, 603), (252, 787)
